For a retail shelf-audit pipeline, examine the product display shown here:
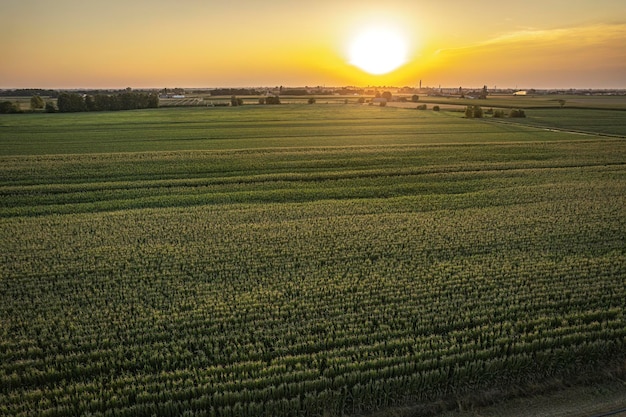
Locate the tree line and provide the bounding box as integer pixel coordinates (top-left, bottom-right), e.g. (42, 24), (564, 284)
(56, 92), (159, 112)
(0, 89), (59, 98)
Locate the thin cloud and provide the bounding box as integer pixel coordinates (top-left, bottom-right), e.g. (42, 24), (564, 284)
(435, 23), (626, 56)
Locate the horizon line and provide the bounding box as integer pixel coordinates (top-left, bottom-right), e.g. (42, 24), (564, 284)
(2, 85), (626, 92)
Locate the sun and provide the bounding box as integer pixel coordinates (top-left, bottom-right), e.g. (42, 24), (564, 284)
(348, 27), (408, 75)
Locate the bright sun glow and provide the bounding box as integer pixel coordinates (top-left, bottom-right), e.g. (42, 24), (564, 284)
(349, 28), (408, 75)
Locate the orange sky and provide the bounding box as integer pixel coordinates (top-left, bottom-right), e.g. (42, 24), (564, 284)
(2, 0), (625, 89)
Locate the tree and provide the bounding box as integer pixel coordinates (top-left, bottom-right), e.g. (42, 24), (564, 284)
(147, 93), (159, 108)
(411, 95), (419, 103)
(382, 91), (392, 101)
(558, 99), (566, 108)
(85, 95), (97, 111)
(465, 105), (483, 118)
(45, 102), (56, 113)
(308, 98), (316, 104)
(0, 101), (21, 113)
(57, 93), (86, 112)
(30, 95), (45, 110)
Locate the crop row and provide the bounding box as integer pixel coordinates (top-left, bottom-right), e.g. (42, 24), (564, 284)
(1, 134), (625, 416)
(2, 188), (625, 416)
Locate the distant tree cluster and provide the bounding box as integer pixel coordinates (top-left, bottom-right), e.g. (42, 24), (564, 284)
(210, 88), (262, 96)
(335, 87), (364, 95)
(465, 105), (484, 118)
(489, 108), (526, 118)
(0, 101), (22, 114)
(264, 96), (281, 105)
(279, 89), (309, 96)
(56, 92), (159, 113)
(0, 89), (58, 98)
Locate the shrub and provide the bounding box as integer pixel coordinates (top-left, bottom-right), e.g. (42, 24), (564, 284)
(509, 109), (526, 118)
(465, 105), (483, 118)
(433, 105), (440, 111)
(417, 104), (427, 110)
(265, 96), (281, 105)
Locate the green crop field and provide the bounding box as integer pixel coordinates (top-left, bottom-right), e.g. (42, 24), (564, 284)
(0, 105), (582, 155)
(502, 108), (626, 137)
(1, 105), (625, 417)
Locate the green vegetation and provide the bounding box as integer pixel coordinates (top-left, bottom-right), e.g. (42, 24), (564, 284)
(1, 105), (625, 416)
(464, 105), (483, 118)
(56, 91), (159, 112)
(1, 106), (585, 156)
(418, 94), (626, 111)
(509, 109), (526, 118)
(0, 101), (21, 114)
(509, 108), (626, 136)
(30, 95), (45, 110)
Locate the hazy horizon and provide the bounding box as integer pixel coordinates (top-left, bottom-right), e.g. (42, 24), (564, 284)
(2, 0), (626, 90)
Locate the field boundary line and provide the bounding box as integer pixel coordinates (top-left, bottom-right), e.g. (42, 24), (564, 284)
(483, 118), (626, 139)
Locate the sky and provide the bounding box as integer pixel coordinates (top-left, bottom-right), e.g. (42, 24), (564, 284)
(1, 0), (625, 89)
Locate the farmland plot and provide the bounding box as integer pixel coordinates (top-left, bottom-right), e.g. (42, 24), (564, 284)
(0, 106), (625, 417)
